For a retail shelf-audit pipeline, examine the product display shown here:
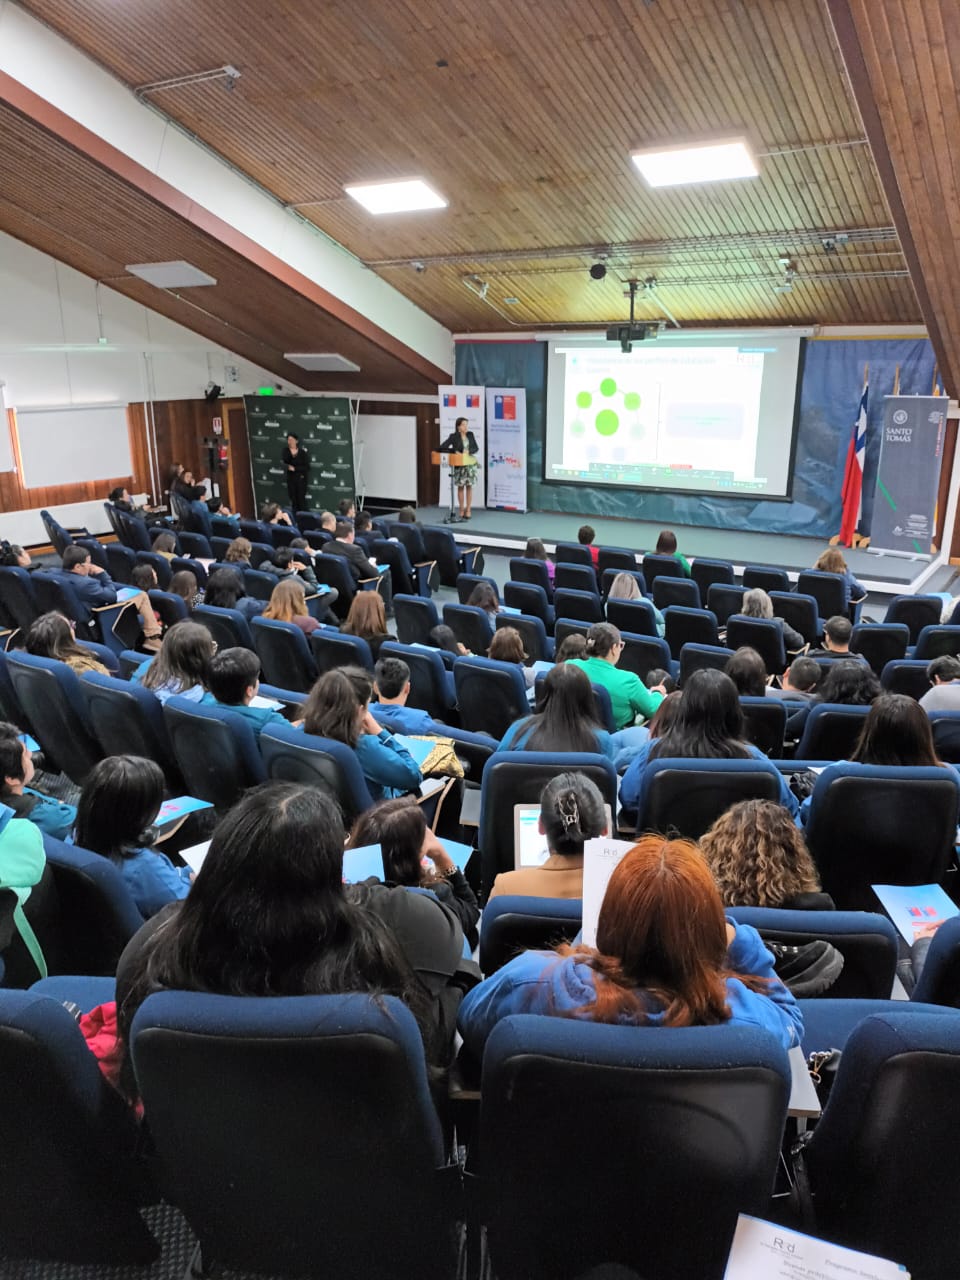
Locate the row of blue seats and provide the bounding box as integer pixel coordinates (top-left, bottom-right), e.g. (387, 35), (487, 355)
(8, 976), (960, 1279)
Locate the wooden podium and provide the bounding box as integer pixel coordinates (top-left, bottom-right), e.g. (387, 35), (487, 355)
(432, 450), (472, 522)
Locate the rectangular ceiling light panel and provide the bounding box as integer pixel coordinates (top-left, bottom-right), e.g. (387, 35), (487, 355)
(284, 353), (362, 372)
(125, 260), (218, 288)
(344, 178), (447, 214)
(631, 138), (759, 187)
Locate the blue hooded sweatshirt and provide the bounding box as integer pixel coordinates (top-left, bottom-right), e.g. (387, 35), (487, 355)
(457, 919), (802, 1058)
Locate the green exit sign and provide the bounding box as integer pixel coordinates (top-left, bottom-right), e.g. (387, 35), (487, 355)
(256, 386), (277, 396)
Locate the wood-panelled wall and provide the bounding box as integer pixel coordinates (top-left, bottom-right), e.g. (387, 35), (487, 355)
(356, 400), (441, 507)
(1, 408), (133, 540)
(127, 397), (254, 516)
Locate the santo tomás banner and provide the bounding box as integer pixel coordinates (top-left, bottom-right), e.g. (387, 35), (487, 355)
(485, 387), (527, 511)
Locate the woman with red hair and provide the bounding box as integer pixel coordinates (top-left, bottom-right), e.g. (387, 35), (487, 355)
(458, 834), (802, 1056)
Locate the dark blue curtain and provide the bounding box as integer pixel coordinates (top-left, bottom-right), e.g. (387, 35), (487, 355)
(456, 337), (938, 537)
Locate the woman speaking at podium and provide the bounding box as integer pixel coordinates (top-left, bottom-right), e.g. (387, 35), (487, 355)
(440, 416), (479, 521)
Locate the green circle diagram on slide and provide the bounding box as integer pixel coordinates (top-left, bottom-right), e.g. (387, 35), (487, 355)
(572, 379), (642, 438)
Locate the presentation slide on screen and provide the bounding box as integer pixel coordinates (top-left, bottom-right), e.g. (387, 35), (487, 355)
(544, 334), (804, 498)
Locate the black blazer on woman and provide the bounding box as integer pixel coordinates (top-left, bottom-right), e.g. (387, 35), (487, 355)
(441, 431), (479, 458)
(282, 445), (310, 476)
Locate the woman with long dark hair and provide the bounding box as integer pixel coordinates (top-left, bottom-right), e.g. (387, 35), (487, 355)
(26, 611), (109, 674)
(116, 783), (472, 1088)
(799, 693), (960, 823)
(458, 834), (802, 1056)
(134, 620), (215, 703)
(348, 797), (479, 946)
(75, 756), (190, 917)
(203, 567), (264, 621)
(523, 536), (555, 587)
(302, 667), (421, 800)
(619, 668), (799, 816)
(497, 662), (613, 759)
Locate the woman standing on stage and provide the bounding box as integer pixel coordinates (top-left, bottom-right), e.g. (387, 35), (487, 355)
(440, 416), (479, 521)
(282, 432), (310, 514)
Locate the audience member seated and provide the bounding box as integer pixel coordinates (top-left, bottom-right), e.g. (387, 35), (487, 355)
(613, 688), (683, 773)
(488, 626), (536, 689)
(261, 501), (293, 527)
(152, 531), (178, 561)
(167, 463), (206, 505)
(799, 692), (959, 823)
(619, 669), (799, 817)
(487, 772), (607, 901)
(54, 545), (162, 652)
(107, 485), (163, 519)
(768, 656), (820, 702)
(0, 794), (48, 978)
(338, 498), (357, 522)
(0, 722), (75, 839)
(808, 615), (854, 658)
(348, 796), (480, 947)
(920, 655), (960, 714)
(0, 540), (34, 569)
(319, 510), (337, 536)
(725, 646), (767, 697)
(700, 799), (833, 909)
(169, 569), (203, 611)
(740, 587), (804, 653)
(813, 546), (867, 608)
(203, 567), (264, 621)
(114, 784), (477, 1094)
(607, 571), (665, 636)
(567, 622), (665, 730)
(341, 591), (395, 662)
(224, 537), (253, 567)
(498, 662), (614, 761)
(397, 505), (420, 526)
(203, 647), (288, 741)
(554, 633), (587, 663)
(430, 623), (469, 658)
(655, 528), (691, 577)
(131, 563), (158, 593)
(815, 659), (880, 705)
(354, 511), (374, 537)
(466, 581), (501, 622)
(75, 756), (190, 917)
(322, 521), (393, 614)
(262, 577), (337, 634)
(26, 611), (109, 674)
(523, 536), (555, 586)
(645, 666), (676, 694)
(372, 657), (436, 736)
(135, 620), (215, 704)
(302, 667), (421, 801)
(265, 546), (320, 593)
(578, 523), (599, 569)
(458, 834), (803, 1056)
(206, 495), (236, 521)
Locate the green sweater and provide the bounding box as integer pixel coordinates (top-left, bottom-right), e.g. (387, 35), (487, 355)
(567, 656), (664, 730)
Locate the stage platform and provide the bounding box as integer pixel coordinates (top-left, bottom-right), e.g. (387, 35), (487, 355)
(407, 505), (958, 600)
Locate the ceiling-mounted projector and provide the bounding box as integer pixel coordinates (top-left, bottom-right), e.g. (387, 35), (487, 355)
(606, 322), (660, 353)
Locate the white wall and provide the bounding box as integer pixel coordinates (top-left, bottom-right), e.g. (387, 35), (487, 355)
(355, 413), (418, 503)
(0, 1), (453, 377)
(0, 229), (295, 407)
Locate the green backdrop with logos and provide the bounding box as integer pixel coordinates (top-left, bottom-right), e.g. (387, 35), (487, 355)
(244, 395), (355, 513)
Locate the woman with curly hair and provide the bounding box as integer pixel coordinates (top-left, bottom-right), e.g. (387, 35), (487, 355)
(700, 799), (832, 910)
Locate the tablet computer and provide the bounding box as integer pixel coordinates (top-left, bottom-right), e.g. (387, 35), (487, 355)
(513, 802), (613, 869)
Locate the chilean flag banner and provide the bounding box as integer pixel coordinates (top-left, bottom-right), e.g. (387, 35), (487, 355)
(839, 376), (868, 547)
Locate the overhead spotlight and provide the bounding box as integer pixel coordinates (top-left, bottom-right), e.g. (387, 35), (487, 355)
(204, 382), (223, 403)
(411, 261), (426, 274)
(589, 262), (608, 281)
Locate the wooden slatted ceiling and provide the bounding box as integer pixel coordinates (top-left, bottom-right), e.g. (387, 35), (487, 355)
(0, 100), (441, 393)
(827, 0), (960, 394)
(18, 0), (920, 331)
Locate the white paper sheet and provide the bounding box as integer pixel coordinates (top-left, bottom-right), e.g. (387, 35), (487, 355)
(724, 1214), (908, 1279)
(581, 836), (637, 947)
